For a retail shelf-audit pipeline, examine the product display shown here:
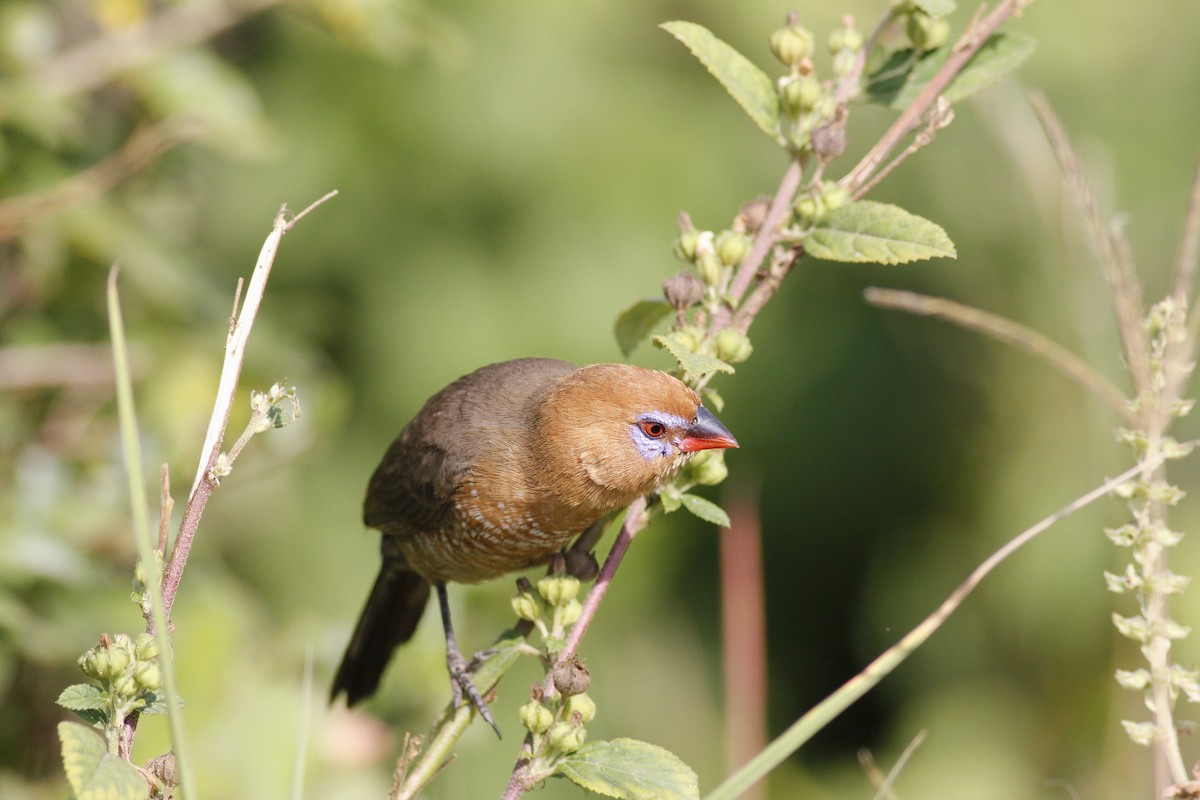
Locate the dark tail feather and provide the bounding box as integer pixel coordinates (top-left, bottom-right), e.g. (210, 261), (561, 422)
(330, 566), (431, 706)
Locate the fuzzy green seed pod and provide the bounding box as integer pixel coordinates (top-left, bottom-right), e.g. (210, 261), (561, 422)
(564, 692), (597, 724)
(134, 633), (160, 662)
(547, 721), (587, 753)
(906, 12), (949, 51)
(769, 24), (814, 68)
(793, 193), (826, 226)
(519, 700), (554, 734)
(715, 231), (750, 267)
(820, 182), (852, 213)
(781, 75), (822, 115)
(112, 673), (138, 700)
(687, 449), (729, 486)
(558, 598), (583, 628)
(80, 647), (113, 681)
(134, 661), (163, 693)
(106, 643), (133, 678)
(832, 48), (857, 78)
(829, 25), (863, 53)
(715, 328), (753, 365)
(696, 249), (724, 288)
(511, 591), (541, 622)
(673, 228), (701, 262)
(537, 574), (581, 606)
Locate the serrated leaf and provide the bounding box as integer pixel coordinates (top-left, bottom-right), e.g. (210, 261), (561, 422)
(140, 691), (185, 716)
(911, 0), (956, 15)
(806, 201), (955, 264)
(558, 738), (699, 800)
(658, 490), (682, 513)
(661, 21), (781, 143)
(615, 299), (674, 357)
(865, 33), (1036, 110)
(679, 493), (731, 527)
(652, 334), (735, 378)
(58, 721), (147, 800)
(57, 684), (108, 712)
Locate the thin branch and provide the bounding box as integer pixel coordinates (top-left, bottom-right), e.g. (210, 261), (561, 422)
(714, 158), (805, 329)
(0, 120), (197, 241)
(704, 453), (1179, 800)
(1029, 91), (1151, 400)
(865, 287), (1135, 424)
(843, 0), (1034, 194)
(162, 192), (336, 618)
(36, 0), (283, 98)
(860, 730), (926, 800)
(555, 495), (649, 665)
(158, 464), (173, 554)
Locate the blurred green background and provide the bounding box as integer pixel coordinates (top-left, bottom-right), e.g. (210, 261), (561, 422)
(3, 0), (1200, 797)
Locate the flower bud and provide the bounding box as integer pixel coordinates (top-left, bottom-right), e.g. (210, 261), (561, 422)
(695, 249), (723, 287)
(715, 328), (753, 365)
(715, 231), (750, 267)
(906, 12), (949, 51)
(686, 449), (729, 486)
(793, 193), (826, 226)
(820, 182), (852, 213)
(832, 48), (857, 78)
(134, 633), (160, 662)
(134, 661), (163, 693)
(80, 647), (113, 681)
(781, 75), (822, 116)
(511, 591), (541, 622)
(564, 692), (597, 724)
(673, 228), (701, 262)
(558, 598), (583, 628)
(537, 574), (581, 606)
(519, 700), (554, 734)
(769, 24), (814, 68)
(112, 673), (138, 700)
(828, 25), (863, 53)
(547, 720), (587, 753)
(107, 641), (133, 678)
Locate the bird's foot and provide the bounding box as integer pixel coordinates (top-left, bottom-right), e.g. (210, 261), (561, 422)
(446, 646), (500, 737)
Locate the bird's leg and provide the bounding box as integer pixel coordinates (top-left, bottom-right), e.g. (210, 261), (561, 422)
(562, 517), (608, 581)
(435, 582), (500, 737)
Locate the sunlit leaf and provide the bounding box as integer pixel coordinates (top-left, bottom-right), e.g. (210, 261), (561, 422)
(805, 201), (955, 264)
(679, 493), (730, 527)
(661, 21), (781, 143)
(615, 299), (674, 357)
(558, 737), (700, 800)
(652, 334), (735, 378)
(58, 722), (147, 800)
(57, 684), (107, 712)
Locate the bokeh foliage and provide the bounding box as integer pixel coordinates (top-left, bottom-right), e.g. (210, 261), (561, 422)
(2, 0), (1200, 798)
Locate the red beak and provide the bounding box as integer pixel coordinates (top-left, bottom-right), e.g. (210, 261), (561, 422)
(678, 406), (738, 453)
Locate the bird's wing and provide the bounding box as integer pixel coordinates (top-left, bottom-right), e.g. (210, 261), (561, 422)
(363, 436), (463, 534)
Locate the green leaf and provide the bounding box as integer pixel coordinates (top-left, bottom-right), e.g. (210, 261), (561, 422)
(661, 21), (781, 143)
(911, 0), (956, 15)
(805, 201), (955, 264)
(58, 722), (147, 800)
(140, 691), (185, 716)
(57, 684), (108, 712)
(558, 738), (699, 800)
(679, 493), (731, 527)
(652, 334), (735, 379)
(615, 299), (674, 357)
(865, 33), (1036, 110)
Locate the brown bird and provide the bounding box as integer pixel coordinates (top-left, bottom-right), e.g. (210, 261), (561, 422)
(330, 358), (737, 731)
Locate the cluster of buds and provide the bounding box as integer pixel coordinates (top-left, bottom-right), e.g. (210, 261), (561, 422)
(79, 633), (164, 698)
(512, 573), (584, 653)
(899, 2), (950, 51)
(769, 14), (861, 152)
(673, 221), (750, 295)
(519, 657), (596, 759)
(792, 179), (852, 227)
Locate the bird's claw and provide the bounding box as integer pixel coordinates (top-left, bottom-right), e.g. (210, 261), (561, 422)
(447, 648), (500, 737)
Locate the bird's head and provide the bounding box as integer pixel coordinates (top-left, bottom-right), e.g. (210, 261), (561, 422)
(532, 363), (737, 513)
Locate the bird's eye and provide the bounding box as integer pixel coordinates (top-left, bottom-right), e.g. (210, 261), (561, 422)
(640, 420), (667, 439)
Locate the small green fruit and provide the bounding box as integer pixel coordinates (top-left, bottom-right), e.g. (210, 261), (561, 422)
(687, 449), (729, 486)
(781, 75), (822, 115)
(769, 24), (814, 68)
(558, 598), (582, 627)
(134, 662), (163, 693)
(511, 591), (541, 622)
(537, 574), (580, 606)
(673, 228), (701, 262)
(820, 182), (851, 212)
(715, 231), (750, 267)
(519, 700), (554, 734)
(547, 721), (587, 753)
(696, 250), (724, 287)
(564, 693), (597, 724)
(832, 48), (857, 78)
(134, 633), (159, 662)
(793, 193), (826, 225)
